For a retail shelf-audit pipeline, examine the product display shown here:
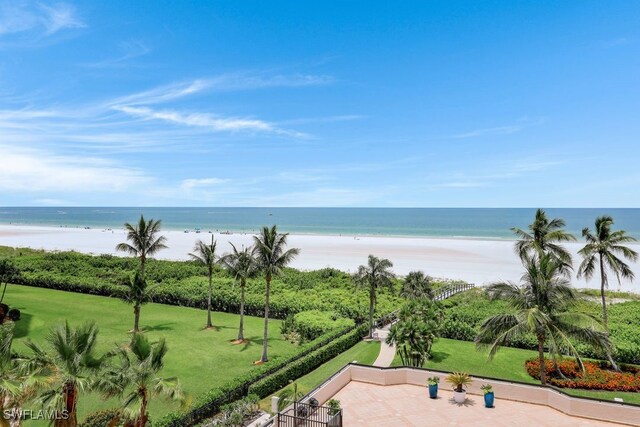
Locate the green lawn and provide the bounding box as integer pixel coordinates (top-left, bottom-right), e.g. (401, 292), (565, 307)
(7, 285), (301, 424)
(259, 340), (381, 412)
(392, 338), (640, 405)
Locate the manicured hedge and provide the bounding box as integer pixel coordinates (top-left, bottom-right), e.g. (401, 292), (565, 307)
(248, 324), (368, 398)
(6, 249), (402, 323)
(155, 324), (368, 427)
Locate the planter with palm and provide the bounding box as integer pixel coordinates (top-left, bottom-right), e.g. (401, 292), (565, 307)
(353, 255), (395, 339)
(253, 226), (300, 363)
(189, 236), (218, 329)
(475, 253), (612, 385)
(220, 243), (258, 343)
(446, 372), (472, 404)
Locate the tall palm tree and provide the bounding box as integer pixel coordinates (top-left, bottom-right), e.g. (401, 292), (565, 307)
(220, 244), (258, 342)
(189, 236), (218, 329)
(353, 255), (395, 338)
(400, 271), (433, 300)
(119, 272), (157, 333)
(116, 215), (168, 280)
(0, 259), (19, 304)
(386, 299), (443, 367)
(475, 253), (612, 385)
(577, 215), (638, 328)
(97, 334), (184, 427)
(511, 209), (576, 266)
(24, 322), (104, 427)
(253, 226), (300, 363)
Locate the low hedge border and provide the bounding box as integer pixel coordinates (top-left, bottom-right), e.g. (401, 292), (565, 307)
(154, 323), (369, 427)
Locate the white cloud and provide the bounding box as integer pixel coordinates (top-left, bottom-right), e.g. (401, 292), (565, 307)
(0, 145), (151, 193)
(82, 40), (151, 68)
(181, 178), (230, 191)
(451, 125), (522, 139)
(114, 105), (307, 137)
(0, 1), (84, 37)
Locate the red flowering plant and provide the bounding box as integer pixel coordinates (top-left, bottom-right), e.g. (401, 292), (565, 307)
(525, 358), (640, 392)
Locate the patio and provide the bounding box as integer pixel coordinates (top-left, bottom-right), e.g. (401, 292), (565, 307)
(333, 381), (623, 427)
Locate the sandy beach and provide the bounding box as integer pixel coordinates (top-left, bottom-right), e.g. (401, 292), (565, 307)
(1, 224), (638, 293)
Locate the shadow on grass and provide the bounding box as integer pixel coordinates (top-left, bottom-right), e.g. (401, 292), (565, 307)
(430, 350), (450, 363)
(143, 322), (177, 332)
(8, 306), (32, 339)
(239, 336), (263, 352)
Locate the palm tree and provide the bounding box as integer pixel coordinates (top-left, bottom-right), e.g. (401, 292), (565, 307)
(220, 244), (258, 342)
(400, 271), (433, 300)
(189, 236), (218, 329)
(275, 381), (303, 413)
(0, 259), (20, 304)
(253, 226), (300, 363)
(115, 215), (168, 280)
(511, 209), (576, 266)
(475, 253), (612, 385)
(24, 322), (104, 427)
(97, 334), (184, 427)
(353, 255), (395, 339)
(578, 215), (638, 328)
(386, 299), (443, 367)
(119, 271), (157, 333)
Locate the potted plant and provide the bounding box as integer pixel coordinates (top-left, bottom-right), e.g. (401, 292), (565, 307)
(327, 399), (341, 427)
(427, 376), (439, 399)
(481, 384), (494, 408)
(446, 372), (472, 404)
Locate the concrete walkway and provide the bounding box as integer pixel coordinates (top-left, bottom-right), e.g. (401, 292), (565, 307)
(372, 323), (396, 367)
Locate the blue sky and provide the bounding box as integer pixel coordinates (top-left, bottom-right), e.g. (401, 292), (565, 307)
(1, 1), (639, 207)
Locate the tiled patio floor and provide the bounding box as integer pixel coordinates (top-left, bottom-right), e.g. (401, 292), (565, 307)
(332, 381), (625, 426)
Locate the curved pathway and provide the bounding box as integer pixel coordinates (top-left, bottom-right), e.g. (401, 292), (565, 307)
(371, 283), (476, 367)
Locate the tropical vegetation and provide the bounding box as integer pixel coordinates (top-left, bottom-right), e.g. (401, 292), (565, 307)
(188, 237), (219, 329)
(353, 255), (395, 338)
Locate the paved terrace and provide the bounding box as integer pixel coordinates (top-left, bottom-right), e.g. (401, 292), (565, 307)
(301, 365), (640, 427)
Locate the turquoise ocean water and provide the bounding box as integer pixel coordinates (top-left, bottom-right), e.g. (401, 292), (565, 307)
(0, 208), (638, 240)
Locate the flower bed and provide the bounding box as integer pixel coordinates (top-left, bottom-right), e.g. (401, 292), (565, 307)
(525, 358), (640, 392)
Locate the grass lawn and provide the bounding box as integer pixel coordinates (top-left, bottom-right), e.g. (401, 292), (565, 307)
(259, 340), (381, 412)
(392, 338), (640, 405)
(7, 285), (301, 425)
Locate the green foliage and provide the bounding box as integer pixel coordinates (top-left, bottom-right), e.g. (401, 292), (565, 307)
(441, 288), (640, 365)
(248, 324), (368, 398)
(281, 310), (354, 344)
(4, 247), (402, 323)
(80, 408), (123, 427)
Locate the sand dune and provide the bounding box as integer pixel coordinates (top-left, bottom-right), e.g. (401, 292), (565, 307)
(1, 224), (638, 292)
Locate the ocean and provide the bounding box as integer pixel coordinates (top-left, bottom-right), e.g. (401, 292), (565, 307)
(0, 207), (638, 240)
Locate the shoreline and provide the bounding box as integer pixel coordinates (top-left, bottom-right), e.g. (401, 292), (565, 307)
(1, 224), (638, 292)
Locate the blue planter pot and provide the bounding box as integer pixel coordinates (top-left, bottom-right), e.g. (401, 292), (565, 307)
(484, 392), (494, 408)
(428, 384), (438, 399)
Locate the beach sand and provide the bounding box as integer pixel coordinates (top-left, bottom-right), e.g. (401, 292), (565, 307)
(1, 224), (638, 292)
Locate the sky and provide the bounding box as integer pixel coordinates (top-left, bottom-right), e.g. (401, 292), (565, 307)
(1, 1), (639, 207)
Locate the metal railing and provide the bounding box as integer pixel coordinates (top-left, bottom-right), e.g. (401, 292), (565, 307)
(277, 402), (342, 427)
(433, 282), (475, 301)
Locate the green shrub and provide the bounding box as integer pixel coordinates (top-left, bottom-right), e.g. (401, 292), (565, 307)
(282, 310), (355, 343)
(80, 408), (123, 427)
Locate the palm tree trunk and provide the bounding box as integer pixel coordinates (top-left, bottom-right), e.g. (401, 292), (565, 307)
(206, 269), (213, 328)
(134, 304), (140, 333)
(0, 282), (7, 303)
(537, 335), (546, 385)
(599, 254), (608, 328)
(261, 274), (271, 362)
(56, 382), (77, 427)
(238, 280), (245, 341)
(368, 285), (375, 339)
(137, 389), (148, 427)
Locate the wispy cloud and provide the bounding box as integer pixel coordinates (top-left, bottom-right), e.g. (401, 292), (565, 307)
(0, 1), (84, 39)
(451, 125), (523, 139)
(181, 177), (230, 191)
(0, 144), (150, 193)
(108, 73), (333, 107)
(114, 105), (307, 137)
(82, 40), (151, 68)
(596, 37), (631, 49)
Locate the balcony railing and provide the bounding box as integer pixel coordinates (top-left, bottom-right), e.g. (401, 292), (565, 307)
(277, 401), (342, 427)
